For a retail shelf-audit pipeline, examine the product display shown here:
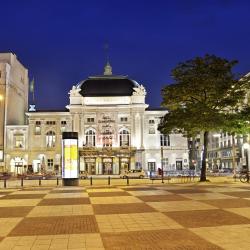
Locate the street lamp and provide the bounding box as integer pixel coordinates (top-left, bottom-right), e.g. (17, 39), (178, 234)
(0, 94), (4, 168)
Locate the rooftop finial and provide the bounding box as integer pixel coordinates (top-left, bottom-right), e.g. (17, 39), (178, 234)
(103, 43), (112, 75)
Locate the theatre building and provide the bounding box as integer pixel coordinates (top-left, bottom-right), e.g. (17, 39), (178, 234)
(3, 57), (189, 175)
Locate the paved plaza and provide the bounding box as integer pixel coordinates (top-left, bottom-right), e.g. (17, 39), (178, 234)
(0, 182), (250, 249)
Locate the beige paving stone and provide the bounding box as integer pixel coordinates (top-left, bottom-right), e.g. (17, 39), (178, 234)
(127, 190), (172, 196)
(90, 196), (142, 204)
(190, 224), (250, 250)
(0, 218), (23, 236)
(147, 200), (217, 212)
(0, 199), (41, 207)
(44, 192), (88, 199)
(225, 207), (250, 219)
(179, 192), (237, 200)
(96, 212), (183, 232)
(204, 187), (250, 193)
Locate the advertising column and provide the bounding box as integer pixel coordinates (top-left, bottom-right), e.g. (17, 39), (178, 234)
(62, 132), (79, 186)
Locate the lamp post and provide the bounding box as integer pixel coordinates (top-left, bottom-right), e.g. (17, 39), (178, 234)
(0, 94), (5, 172)
(161, 146), (164, 183)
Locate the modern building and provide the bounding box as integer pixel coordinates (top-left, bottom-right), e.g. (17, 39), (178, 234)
(1, 54), (189, 175)
(0, 53), (29, 172)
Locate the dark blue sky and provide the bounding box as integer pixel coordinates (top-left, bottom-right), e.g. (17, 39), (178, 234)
(1, 0), (250, 109)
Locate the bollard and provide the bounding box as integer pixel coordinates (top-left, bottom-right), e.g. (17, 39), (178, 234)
(126, 176), (129, 185)
(108, 176), (110, 185)
(57, 177), (59, 186)
(4, 178), (7, 188)
(39, 178), (42, 186)
(21, 178), (23, 187)
(90, 176), (93, 186)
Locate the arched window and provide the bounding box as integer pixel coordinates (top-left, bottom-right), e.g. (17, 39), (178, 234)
(46, 131), (56, 148)
(119, 129), (130, 147)
(85, 129), (96, 147)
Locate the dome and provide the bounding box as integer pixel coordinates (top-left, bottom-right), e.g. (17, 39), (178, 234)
(77, 75), (140, 97)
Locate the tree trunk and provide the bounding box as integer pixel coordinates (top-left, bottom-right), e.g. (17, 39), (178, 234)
(200, 131), (209, 182)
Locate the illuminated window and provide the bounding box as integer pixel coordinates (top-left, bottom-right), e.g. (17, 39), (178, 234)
(61, 121), (66, 133)
(35, 121), (41, 135)
(46, 131), (56, 148)
(103, 135), (112, 147)
(85, 130), (96, 147)
(14, 135), (24, 148)
(119, 130), (130, 146)
(160, 134), (170, 146)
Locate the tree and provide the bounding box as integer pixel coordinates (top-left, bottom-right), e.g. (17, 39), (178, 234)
(158, 54), (249, 181)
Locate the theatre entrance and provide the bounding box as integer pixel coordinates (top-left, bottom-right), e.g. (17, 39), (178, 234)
(102, 158), (113, 174)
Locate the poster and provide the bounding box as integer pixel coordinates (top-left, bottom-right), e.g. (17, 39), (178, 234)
(62, 139), (78, 178)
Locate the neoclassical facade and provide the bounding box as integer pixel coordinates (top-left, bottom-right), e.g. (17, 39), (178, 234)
(3, 60), (189, 175)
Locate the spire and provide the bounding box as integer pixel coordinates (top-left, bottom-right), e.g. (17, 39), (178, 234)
(103, 43), (112, 75)
(104, 61), (112, 75)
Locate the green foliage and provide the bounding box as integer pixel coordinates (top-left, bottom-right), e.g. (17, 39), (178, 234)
(159, 54), (250, 181)
(159, 54), (249, 136)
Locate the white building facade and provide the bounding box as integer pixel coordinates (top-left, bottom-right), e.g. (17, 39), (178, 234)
(3, 61), (189, 175)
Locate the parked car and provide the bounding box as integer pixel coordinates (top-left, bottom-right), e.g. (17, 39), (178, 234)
(120, 169), (145, 179)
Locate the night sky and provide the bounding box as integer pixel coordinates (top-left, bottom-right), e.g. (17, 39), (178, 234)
(1, 0), (250, 110)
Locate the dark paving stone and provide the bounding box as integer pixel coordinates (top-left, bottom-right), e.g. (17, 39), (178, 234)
(101, 229), (222, 250)
(38, 197), (90, 206)
(202, 198), (250, 208)
(0, 207), (34, 218)
(165, 209), (250, 228)
(169, 189), (211, 194)
(88, 192), (131, 197)
(0, 192), (14, 195)
(93, 203), (156, 214)
(0, 194), (45, 199)
(9, 215), (99, 235)
(221, 191), (250, 198)
(50, 189), (85, 193)
(138, 194), (190, 202)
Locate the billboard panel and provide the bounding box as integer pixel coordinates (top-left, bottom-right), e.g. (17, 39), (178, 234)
(62, 139), (78, 178)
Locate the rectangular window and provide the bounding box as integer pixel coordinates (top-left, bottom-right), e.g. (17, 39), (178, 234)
(149, 119), (155, 124)
(46, 121), (56, 125)
(61, 121), (66, 125)
(14, 135), (24, 148)
(87, 118), (95, 123)
(35, 121), (41, 135)
(160, 134), (170, 146)
(120, 117), (128, 122)
(47, 159), (53, 170)
(162, 158), (168, 169)
(149, 128), (155, 134)
(148, 162), (156, 171)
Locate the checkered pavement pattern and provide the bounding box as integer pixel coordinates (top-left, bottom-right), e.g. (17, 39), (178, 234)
(0, 183), (250, 250)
